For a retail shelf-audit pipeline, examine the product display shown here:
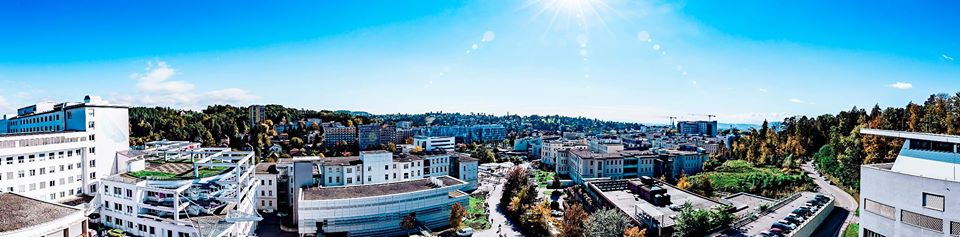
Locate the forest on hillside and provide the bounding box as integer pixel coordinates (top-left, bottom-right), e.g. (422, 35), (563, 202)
(716, 92), (960, 192)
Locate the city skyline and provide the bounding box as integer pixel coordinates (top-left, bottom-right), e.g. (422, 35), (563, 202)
(1, 0), (958, 124)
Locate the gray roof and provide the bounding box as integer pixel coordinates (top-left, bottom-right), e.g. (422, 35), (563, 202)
(255, 163), (278, 174)
(0, 192), (82, 232)
(302, 176), (464, 200)
(861, 128), (960, 143)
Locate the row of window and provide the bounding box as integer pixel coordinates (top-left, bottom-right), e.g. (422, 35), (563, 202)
(1, 163), (87, 181)
(909, 139), (958, 153)
(0, 135), (89, 149)
(2, 149), (84, 165)
(8, 113), (61, 126)
(104, 214), (191, 237)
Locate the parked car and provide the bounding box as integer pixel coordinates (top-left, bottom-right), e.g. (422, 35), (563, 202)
(784, 215), (802, 224)
(792, 208), (811, 216)
(456, 227), (474, 236)
(107, 229), (126, 237)
(772, 222), (794, 231)
(777, 220), (798, 229)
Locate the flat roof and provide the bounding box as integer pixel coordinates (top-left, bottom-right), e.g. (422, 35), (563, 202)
(861, 128), (960, 143)
(0, 192), (82, 232)
(0, 130), (85, 138)
(302, 176), (464, 200)
(590, 180), (724, 228)
(256, 163), (277, 174)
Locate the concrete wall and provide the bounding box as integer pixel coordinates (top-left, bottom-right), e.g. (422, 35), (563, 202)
(860, 164), (960, 237)
(789, 198), (834, 237)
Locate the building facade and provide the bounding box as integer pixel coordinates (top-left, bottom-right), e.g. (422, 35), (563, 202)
(860, 129), (960, 237)
(676, 120), (718, 137)
(414, 136), (455, 152)
(451, 154), (479, 190)
(0, 96), (129, 202)
(321, 122), (356, 147)
(248, 105), (265, 128)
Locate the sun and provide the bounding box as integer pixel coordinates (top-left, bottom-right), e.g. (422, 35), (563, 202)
(522, 0), (618, 34)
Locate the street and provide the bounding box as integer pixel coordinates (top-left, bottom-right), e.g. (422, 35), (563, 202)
(475, 169), (523, 237)
(802, 161), (859, 237)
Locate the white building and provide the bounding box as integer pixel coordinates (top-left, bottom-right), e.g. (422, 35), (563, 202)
(0, 192), (89, 237)
(414, 136), (455, 152)
(540, 139), (587, 171)
(860, 129), (960, 237)
(296, 176), (469, 236)
(0, 95), (129, 202)
(561, 148), (705, 184)
(451, 154), (479, 191)
(99, 144), (259, 237)
(588, 136), (625, 154)
(255, 163), (279, 212)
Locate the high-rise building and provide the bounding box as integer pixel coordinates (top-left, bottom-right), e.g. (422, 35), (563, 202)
(0, 95), (129, 202)
(357, 124), (381, 150)
(321, 122), (356, 147)
(248, 105), (266, 128)
(676, 120), (718, 137)
(859, 128), (960, 237)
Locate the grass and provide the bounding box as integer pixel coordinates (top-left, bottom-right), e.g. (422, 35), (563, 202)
(128, 166), (229, 180)
(534, 170), (555, 189)
(464, 195), (491, 230)
(842, 223), (859, 237)
(688, 160), (814, 198)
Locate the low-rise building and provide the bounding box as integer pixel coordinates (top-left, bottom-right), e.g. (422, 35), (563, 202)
(256, 162), (279, 212)
(451, 154), (479, 191)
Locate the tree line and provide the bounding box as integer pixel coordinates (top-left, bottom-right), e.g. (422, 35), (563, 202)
(719, 92), (960, 191)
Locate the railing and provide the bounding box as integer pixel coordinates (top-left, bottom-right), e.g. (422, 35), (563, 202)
(732, 192), (802, 229)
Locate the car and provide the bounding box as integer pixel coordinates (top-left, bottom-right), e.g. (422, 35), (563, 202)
(668, 204), (682, 211)
(792, 208), (810, 216)
(456, 227), (474, 236)
(772, 222), (794, 231)
(551, 210), (564, 217)
(784, 215), (802, 224)
(769, 228), (784, 235)
(777, 220), (798, 229)
(107, 229), (126, 237)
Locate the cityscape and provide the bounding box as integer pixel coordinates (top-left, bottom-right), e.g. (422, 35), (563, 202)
(1, 1), (959, 237)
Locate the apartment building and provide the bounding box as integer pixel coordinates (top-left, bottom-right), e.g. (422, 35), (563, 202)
(255, 163), (279, 212)
(451, 153), (479, 190)
(860, 129), (960, 237)
(540, 139), (587, 171)
(676, 120), (718, 137)
(0, 96), (129, 202)
(559, 148), (705, 184)
(99, 144), (259, 237)
(321, 122), (356, 147)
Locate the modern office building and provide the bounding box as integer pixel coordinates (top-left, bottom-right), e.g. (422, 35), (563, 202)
(0, 95), (129, 202)
(471, 124), (507, 143)
(99, 144), (259, 237)
(321, 122), (356, 147)
(555, 147), (706, 184)
(248, 105), (266, 128)
(0, 192), (89, 237)
(676, 120), (718, 137)
(414, 136), (455, 152)
(421, 124), (506, 143)
(860, 129), (960, 237)
(357, 124), (397, 150)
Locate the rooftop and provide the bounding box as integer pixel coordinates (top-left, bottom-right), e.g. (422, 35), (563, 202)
(255, 163), (278, 174)
(0, 192), (82, 233)
(589, 179), (724, 228)
(302, 176), (464, 200)
(861, 128), (960, 143)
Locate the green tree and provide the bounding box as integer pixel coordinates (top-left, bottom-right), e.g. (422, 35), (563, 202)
(585, 208), (632, 237)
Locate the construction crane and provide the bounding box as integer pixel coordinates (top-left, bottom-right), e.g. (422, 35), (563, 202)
(689, 114), (717, 122)
(659, 116), (678, 129)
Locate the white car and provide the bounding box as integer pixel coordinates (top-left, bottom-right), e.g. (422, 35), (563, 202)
(457, 227), (474, 236)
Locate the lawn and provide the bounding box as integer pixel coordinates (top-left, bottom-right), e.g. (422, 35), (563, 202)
(128, 166), (229, 180)
(464, 195), (491, 230)
(843, 223), (859, 237)
(534, 170), (555, 189)
(687, 160), (814, 198)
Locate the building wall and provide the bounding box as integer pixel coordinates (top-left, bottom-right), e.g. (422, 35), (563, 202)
(860, 165), (960, 237)
(256, 173), (278, 211)
(297, 183), (468, 236)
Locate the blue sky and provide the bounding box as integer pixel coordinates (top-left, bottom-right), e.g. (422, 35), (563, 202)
(0, 0), (958, 124)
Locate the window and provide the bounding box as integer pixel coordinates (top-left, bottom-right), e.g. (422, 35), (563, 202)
(902, 209), (943, 233)
(923, 193), (945, 211)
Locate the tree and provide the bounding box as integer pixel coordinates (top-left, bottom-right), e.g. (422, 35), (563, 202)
(624, 227), (647, 237)
(559, 204), (588, 237)
(585, 208), (632, 237)
(674, 203), (734, 236)
(450, 202), (466, 230)
(520, 201), (553, 236)
(290, 137), (304, 149)
(400, 212), (418, 230)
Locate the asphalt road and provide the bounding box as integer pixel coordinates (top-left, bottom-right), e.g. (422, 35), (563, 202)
(476, 169), (523, 237)
(802, 161), (859, 237)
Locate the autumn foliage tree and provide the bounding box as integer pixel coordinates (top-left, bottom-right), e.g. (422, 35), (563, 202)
(449, 202), (466, 230)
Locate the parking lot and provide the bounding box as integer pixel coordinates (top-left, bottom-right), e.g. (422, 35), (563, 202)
(740, 192), (824, 236)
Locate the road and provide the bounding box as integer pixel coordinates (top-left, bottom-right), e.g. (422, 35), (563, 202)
(802, 161), (859, 237)
(476, 170), (523, 237)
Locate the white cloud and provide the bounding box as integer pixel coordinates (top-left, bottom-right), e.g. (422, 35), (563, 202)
(719, 112), (790, 124)
(482, 31), (496, 42)
(943, 54), (954, 61)
(888, 82), (913, 89)
(114, 60), (257, 109)
(758, 88), (768, 92)
(788, 98), (804, 104)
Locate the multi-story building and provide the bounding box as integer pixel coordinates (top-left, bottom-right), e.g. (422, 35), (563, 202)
(265, 150), (477, 236)
(0, 192), (89, 237)
(321, 122), (356, 147)
(588, 135), (625, 154)
(676, 120), (718, 137)
(0, 96), (129, 202)
(860, 129), (960, 237)
(471, 124), (507, 143)
(414, 136), (455, 152)
(296, 177), (469, 236)
(558, 148), (704, 184)
(357, 124), (396, 150)
(451, 154), (479, 190)
(396, 121), (413, 129)
(255, 162), (279, 212)
(395, 127), (416, 144)
(99, 144), (259, 237)
(248, 105), (266, 128)
(540, 139), (587, 170)
(421, 124), (506, 143)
